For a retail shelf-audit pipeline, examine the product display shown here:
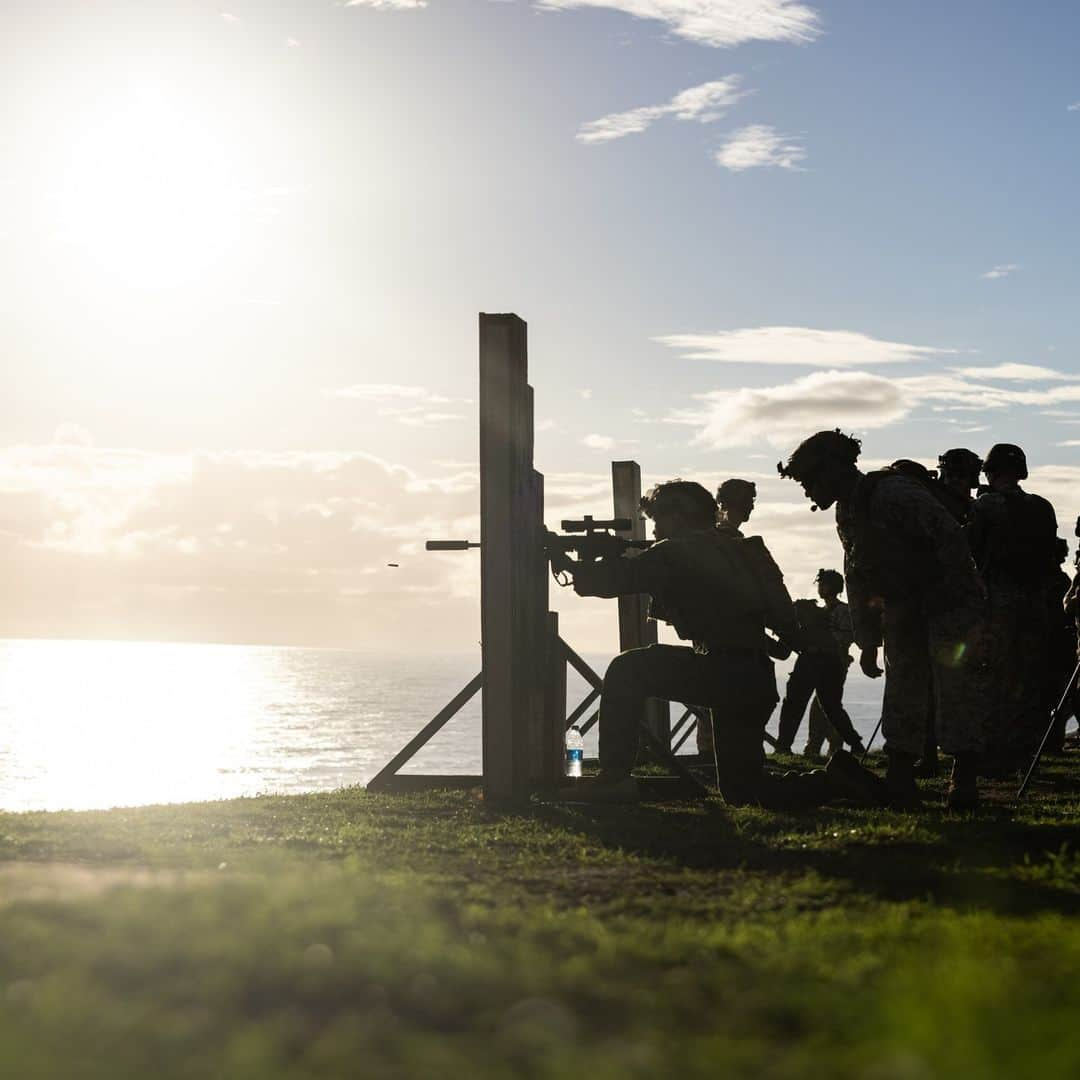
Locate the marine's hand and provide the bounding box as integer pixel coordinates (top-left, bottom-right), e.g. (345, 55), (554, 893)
(859, 646), (883, 679)
(545, 531), (576, 576)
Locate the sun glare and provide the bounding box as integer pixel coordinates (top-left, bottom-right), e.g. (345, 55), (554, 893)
(42, 84), (262, 291)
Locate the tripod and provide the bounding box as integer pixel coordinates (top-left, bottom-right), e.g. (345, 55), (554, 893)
(1016, 657), (1080, 804)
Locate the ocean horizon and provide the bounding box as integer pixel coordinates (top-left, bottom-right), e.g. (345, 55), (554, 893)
(0, 638), (886, 813)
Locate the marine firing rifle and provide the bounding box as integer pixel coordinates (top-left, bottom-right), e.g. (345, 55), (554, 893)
(545, 516), (653, 585)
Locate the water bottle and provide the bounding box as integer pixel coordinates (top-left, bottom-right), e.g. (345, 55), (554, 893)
(565, 726), (584, 778)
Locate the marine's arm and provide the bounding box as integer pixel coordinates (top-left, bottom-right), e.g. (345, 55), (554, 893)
(844, 562), (884, 675)
(741, 536), (799, 644)
(566, 541), (672, 600)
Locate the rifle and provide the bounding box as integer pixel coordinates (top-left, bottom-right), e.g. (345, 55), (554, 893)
(545, 516), (652, 585)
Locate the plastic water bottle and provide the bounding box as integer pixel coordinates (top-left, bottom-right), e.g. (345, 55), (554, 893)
(565, 726), (584, 778)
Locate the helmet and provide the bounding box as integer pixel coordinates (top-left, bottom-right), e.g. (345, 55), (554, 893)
(938, 448), (983, 476)
(716, 478), (757, 507)
(777, 430), (862, 482)
(640, 479), (717, 527)
(815, 568), (844, 593)
(983, 443), (1028, 480)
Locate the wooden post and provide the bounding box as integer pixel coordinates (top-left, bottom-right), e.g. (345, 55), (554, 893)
(611, 461), (670, 746)
(479, 314), (552, 802)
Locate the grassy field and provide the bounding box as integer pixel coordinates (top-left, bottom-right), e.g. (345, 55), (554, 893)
(2, 753), (1080, 1079)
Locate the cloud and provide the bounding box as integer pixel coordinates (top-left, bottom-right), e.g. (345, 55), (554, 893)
(577, 77), (747, 144)
(583, 434), (617, 450)
(688, 370), (910, 449)
(1068, 103), (1080, 112)
(680, 363), (1080, 451)
(539, 0), (821, 48)
(330, 384), (468, 426)
(345, 0), (427, 8)
(981, 264), (1018, 280)
(714, 124), (805, 171)
(0, 444), (484, 649)
(220, 12), (240, 23)
(951, 363), (1071, 382)
(655, 326), (953, 367)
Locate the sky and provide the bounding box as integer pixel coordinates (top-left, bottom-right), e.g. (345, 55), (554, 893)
(3, 0), (1080, 653)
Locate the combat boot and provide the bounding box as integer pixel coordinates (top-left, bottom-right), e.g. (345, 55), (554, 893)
(945, 754), (979, 812)
(885, 751), (922, 810)
(824, 749), (889, 806)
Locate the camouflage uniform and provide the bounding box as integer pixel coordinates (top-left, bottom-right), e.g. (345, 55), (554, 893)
(968, 485), (1058, 763)
(571, 528), (838, 808)
(837, 472), (986, 757)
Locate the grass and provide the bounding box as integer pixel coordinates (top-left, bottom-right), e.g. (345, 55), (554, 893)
(2, 751), (1080, 1078)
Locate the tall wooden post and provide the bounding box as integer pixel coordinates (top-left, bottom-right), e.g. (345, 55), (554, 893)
(611, 461), (670, 746)
(479, 314), (552, 802)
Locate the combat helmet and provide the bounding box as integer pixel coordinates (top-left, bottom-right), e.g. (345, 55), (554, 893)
(815, 568), (844, 593)
(777, 430), (862, 482)
(640, 479), (718, 526)
(938, 448), (983, 478)
(983, 443), (1028, 480)
(716, 478), (757, 507)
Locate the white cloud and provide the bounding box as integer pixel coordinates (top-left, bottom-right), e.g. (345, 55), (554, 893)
(714, 124), (805, 171)
(0, 444), (483, 649)
(539, 0), (821, 49)
(689, 370), (911, 449)
(330, 383), (468, 426)
(1057, 441), (1080, 447)
(577, 77), (747, 144)
(583, 434), (617, 450)
(220, 12), (240, 23)
(578, 388), (594, 400)
(655, 326), (953, 367)
(951, 363), (1071, 382)
(680, 363), (1080, 450)
(981, 263), (1019, 280)
(1068, 102), (1080, 112)
(345, 0), (427, 8)
(330, 383), (445, 402)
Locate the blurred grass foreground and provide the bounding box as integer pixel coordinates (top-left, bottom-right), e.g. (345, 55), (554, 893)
(3, 756), (1080, 1079)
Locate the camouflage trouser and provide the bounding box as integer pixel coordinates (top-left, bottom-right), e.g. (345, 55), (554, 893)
(881, 599), (985, 757)
(981, 583), (1049, 762)
(598, 644), (833, 808)
(804, 661), (852, 755)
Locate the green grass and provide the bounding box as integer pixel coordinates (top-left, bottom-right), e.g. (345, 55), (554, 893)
(2, 753), (1080, 1078)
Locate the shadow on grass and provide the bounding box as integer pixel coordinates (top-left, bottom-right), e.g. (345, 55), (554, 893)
(519, 758), (1080, 919)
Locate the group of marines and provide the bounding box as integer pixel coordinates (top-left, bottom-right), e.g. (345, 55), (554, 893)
(549, 431), (1074, 811)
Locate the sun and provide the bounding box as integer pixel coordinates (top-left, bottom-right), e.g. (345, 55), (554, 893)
(43, 83), (261, 291)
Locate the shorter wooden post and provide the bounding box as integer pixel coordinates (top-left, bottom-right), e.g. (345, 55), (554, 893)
(611, 460), (670, 747)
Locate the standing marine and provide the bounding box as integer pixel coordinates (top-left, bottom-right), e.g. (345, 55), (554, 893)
(548, 479), (884, 808)
(716, 478), (756, 538)
(777, 430), (987, 809)
(794, 569), (861, 759)
(937, 448), (984, 523)
(700, 477), (759, 755)
(968, 444), (1059, 771)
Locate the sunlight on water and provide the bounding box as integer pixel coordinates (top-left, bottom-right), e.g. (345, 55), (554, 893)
(0, 641), (885, 813)
(0, 640), (487, 813)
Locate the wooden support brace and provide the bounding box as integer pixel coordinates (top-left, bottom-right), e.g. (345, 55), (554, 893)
(565, 687), (601, 730)
(366, 672), (484, 792)
(560, 638), (603, 691)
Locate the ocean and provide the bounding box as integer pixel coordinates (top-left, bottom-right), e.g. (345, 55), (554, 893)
(0, 639), (886, 813)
